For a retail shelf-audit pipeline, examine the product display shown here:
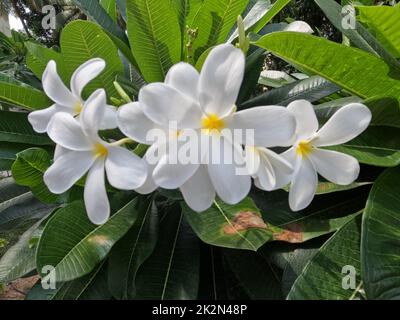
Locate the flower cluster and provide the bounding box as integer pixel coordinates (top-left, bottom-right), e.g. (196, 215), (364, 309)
(28, 44), (371, 224)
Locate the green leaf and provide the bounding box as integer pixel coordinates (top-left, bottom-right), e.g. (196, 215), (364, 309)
(71, 0), (127, 42)
(0, 142), (40, 171)
(60, 20), (124, 99)
(183, 197), (273, 251)
(189, 0), (249, 60)
(0, 111), (52, 145)
(126, 0), (182, 82)
(287, 214), (363, 300)
(240, 75), (340, 109)
(0, 74), (51, 110)
(0, 177), (55, 232)
(0, 220), (42, 283)
(237, 48), (266, 104)
(314, 0), (400, 70)
(249, 0), (291, 34)
(223, 248), (283, 299)
(134, 205), (200, 299)
(251, 185), (369, 232)
(36, 199), (141, 282)
(227, 0), (273, 43)
(27, 261), (111, 300)
(254, 32), (400, 101)
(100, 0), (117, 22)
(356, 5), (400, 59)
(25, 42), (66, 81)
(314, 0), (376, 54)
(108, 197), (158, 299)
(12, 148), (59, 204)
(362, 167), (400, 299)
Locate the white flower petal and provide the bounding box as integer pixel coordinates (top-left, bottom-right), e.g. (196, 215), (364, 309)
(80, 89), (106, 138)
(100, 105), (118, 130)
(47, 113), (92, 150)
(289, 157), (318, 211)
(287, 100), (319, 140)
(84, 159), (110, 225)
(198, 44), (245, 117)
(231, 106), (296, 147)
(165, 62), (200, 98)
(153, 153), (199, 189)
(261, 148), (293, 189)
(28, 105), (59, 133)
(180, 165), (216, 212)
(105, 146), (147, 190)
(310, 148), (360, 185)
(314, 103), (372, 147)
(117, 102), (167, 144)
(135, 144), (159, 194)
(42, 60), (77, 107)
(44, 151), (94, 194)
(139, 83), (203, 129)
(54, 145), (71, 161)
(255, 154), (276, 191)
(245, 146), (261, 176)
(70, 58), (106, 98)
(207, 136), (251, 204)
(284, 21), (313, 33)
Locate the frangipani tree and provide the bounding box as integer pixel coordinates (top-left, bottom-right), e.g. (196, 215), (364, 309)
(0, 0), (399, 301)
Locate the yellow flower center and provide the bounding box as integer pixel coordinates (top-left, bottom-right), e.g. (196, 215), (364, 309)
(75, 101), (83, 114)
(296, 140), (313, 158)
(201, 113), (225, 134)
(93, 143), (108, 158)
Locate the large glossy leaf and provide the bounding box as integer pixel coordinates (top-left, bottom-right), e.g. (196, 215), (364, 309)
(223, 248), (283, 299)
(100, 0), (117, 22)
(0, 111), (51, 145)
(188, 0), (249, 60)
(314, 0), (376, 54)
(0, 220), (42, 284)
(60, 20), (124, 99)
(108, 197), (158, 299)
(287, 215), (363, 300)
(314, 0), (400, 70)
(183, 197), (273, 251)
(27, 261), (111, 300)
(126, 0), (182, 82)
(134, 206), (200, 299)
(36, 199), (141, 282)
(362, 167), (400, 299)
(227, 0), (273, 43)
(0, 142), (37, 171)
(251, 185), (369, 231)
(71, 0), (127, 42)
(0, 177), (55, 232)
(250, 0), (290, 34)
(25, 42), (67, 81)
(12, 148), (59, 204)
(0, 74), (51, 110)
(240, 75), (340, 109)
(356, 5), (400, 59)
(254, 32), (400, 101)
(237, 48), (266, 104)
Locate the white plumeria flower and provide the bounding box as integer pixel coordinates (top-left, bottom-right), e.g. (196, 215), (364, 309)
(43, 89), (147, 225)
(245, 146), (293, 191)
(28, 58), (117, 133)
(118, 44), (296, 212)
(281, 100), (372, 212)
